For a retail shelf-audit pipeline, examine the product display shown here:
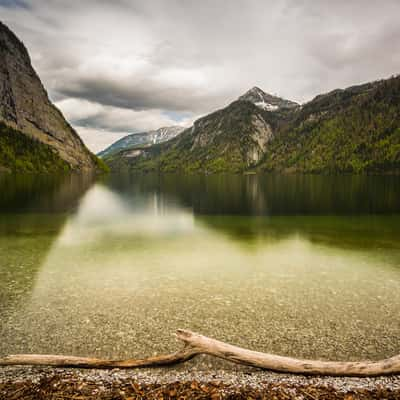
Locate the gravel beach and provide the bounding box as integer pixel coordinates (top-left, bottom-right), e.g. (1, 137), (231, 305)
(1, 365), (400, 399)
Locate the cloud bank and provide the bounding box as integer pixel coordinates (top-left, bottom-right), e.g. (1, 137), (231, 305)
(2, 0), (400, 151)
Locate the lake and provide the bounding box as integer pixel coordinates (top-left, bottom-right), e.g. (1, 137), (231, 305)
(0, 173), (399, 370)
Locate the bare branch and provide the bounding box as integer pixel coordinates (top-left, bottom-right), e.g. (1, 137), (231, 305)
(1, 329), (399, 377)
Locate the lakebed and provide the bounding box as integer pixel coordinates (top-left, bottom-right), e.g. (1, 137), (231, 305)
(1, 173), (400, 397)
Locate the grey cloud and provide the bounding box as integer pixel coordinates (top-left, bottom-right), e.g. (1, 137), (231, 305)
(0, 0), (28, 9)
(310, 24), (400, 71)
(56, 75), (234, 114)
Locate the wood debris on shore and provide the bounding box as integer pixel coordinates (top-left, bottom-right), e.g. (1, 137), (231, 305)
(1, 367), (400, 400)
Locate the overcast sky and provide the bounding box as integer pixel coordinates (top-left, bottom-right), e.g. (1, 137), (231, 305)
(1, 0), (400, 152)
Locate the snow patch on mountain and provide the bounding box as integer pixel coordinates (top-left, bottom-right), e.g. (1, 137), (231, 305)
(254, 101), (279, 111)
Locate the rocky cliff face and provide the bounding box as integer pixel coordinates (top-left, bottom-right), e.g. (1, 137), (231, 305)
(188, 101), (274, 166)
(0, 21), (96, 171)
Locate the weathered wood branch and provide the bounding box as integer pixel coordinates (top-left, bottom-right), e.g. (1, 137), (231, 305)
(1, 329), (399, 376)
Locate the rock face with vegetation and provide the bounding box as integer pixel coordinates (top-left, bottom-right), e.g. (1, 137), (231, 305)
(106, 77), (400, 174)
(261, 76), (400, 173)
(0, 121), (71, 173)
(0, 21), (103, 173)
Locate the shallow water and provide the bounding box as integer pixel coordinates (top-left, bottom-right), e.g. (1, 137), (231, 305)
(0, 173), (399, 369)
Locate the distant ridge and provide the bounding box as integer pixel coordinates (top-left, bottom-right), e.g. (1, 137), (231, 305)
(98, 126), (185, 158)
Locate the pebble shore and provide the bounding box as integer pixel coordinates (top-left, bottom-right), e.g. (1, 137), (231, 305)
(1, 366), (400, 399)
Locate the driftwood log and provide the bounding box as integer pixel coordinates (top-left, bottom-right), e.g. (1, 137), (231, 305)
(1, 329), (399, 377)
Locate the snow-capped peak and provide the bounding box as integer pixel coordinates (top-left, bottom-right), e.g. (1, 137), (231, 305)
(239, 87), (299, 111)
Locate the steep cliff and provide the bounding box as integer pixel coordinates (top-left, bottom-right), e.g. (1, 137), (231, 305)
(0, 21), (99, 172)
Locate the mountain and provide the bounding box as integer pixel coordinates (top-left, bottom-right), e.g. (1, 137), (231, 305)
(98, 126), (184, 158)
(104, 99), (284, 173)
(104, 88), (301, 173)
(239, 86), (299, 111)
(106, 76), (400, 174)
(0, 21), (105, 173)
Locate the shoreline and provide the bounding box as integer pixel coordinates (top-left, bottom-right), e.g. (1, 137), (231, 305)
(1, 366), (400, 399)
